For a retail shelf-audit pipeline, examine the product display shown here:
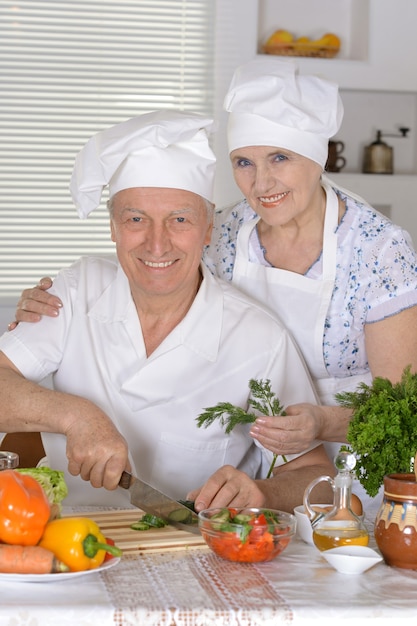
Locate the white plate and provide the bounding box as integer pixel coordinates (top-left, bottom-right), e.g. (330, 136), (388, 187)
(0, 556), (121, 583)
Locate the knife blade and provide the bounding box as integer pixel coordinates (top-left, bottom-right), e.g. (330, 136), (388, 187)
(118, 470), (200, 534)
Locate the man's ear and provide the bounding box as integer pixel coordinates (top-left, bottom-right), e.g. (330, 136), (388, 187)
(204, 202), (215, 245)
(204, 220), (213, 246)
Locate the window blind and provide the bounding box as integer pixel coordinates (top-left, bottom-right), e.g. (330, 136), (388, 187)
(0, 0), (214, 300)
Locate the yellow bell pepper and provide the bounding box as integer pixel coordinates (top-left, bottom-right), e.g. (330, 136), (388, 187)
(39, 516), (122, 572)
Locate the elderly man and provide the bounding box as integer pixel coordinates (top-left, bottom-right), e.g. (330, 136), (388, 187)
(0, 110), (334, 511)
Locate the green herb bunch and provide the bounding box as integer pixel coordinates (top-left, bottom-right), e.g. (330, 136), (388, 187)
(336, 366), (417, 497)
(196, 379), (286, 478)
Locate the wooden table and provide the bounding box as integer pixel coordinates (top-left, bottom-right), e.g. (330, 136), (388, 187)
(1, 507), (417, 625)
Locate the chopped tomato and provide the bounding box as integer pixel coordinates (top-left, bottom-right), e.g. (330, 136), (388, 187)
(202, 507), (292, 563)
(251, 512), (267, 526)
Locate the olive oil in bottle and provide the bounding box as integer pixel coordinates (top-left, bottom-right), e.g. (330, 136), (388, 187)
(304, 450), (369, 552)
(313, 526), (369, 551)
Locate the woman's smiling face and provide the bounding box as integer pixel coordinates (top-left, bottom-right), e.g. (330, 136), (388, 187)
(230, 145), (323, 227)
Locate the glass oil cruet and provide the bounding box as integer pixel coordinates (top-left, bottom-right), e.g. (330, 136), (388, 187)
(303, 450), (369, 551)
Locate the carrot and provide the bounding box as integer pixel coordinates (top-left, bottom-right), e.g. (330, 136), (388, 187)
(0, 544), (69, 574)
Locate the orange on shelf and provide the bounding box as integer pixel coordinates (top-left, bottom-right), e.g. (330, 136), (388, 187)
(264, 29), (294, 46)
(320, 33), (341, 48)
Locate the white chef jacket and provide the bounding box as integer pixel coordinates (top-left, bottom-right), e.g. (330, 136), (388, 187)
(0, 257), (319, 506)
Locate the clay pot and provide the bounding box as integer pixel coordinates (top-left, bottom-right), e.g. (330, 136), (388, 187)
(374, 473), (417, 569)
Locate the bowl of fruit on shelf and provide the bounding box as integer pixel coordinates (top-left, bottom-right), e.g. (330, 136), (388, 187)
(263, 29), (341, 58)
(198, 507), (296, 563)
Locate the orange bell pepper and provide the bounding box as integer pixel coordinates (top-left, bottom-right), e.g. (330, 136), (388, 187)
(39, 517), (122, 572)
(0, 469), (51, 546)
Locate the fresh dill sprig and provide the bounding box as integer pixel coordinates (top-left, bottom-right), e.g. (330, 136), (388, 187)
(195, 402), (257, 434)
(196, 378), (287, 478)
(248, 379), (284, 417)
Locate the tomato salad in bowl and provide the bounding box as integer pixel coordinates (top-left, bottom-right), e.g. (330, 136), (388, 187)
(198, 507), (296, 563)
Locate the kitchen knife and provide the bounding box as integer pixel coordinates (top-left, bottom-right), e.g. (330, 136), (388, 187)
(118, 470), (200, 534)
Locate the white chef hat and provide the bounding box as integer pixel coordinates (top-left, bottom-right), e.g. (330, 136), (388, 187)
(224, 58), (344, 168)
(69, 110), (216, 218)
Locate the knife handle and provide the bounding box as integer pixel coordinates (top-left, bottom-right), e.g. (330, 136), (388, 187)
(118, 470), (132, 490)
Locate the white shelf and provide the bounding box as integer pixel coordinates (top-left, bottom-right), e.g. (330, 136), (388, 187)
(327, 172), (417, 197)
(257, 0), (369, 62)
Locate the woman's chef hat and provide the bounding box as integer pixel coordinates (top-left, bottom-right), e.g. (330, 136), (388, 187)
(69, 110), (216, 218)
(224, 58), (344, 168)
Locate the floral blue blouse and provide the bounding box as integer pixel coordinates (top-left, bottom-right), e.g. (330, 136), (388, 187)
(203, 188), (417, 378)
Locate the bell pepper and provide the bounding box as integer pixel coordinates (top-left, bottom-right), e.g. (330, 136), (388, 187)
(0, 469), (51, 546)
(39, 516), (123, 572)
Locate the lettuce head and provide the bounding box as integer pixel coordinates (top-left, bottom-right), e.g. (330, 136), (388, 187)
(17, 467), (68, 509)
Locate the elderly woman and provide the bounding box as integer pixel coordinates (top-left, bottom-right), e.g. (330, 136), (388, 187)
(204, 59), (417, 509)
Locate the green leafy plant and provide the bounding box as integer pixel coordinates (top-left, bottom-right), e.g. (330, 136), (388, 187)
(196, 379), (286, 478)
(336, 366), (417, 497)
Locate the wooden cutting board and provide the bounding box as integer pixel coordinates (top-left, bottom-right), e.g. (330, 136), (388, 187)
(69, 509), (209, 555)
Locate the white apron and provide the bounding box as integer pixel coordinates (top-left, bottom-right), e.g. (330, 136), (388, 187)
(231, 182), (377, 511)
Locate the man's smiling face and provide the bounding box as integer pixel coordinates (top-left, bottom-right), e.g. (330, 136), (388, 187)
(110, 187), (213, 301)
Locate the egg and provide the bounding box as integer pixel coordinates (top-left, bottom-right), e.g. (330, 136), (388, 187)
(351, 494), (363, 516)
(311, 493), (363, 516)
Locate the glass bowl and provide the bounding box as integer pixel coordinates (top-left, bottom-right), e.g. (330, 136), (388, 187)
(198, 507), (296, 563)
(294, 504), (333, 545)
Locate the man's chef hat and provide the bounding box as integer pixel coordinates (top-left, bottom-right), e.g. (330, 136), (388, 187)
(69, 110), (216, 218)
(224, 58), (344, 168)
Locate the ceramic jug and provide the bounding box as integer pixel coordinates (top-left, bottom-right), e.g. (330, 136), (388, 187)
(374, 472), (417, 569)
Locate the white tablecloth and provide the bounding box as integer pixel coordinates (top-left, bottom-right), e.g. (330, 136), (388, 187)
(1, 508), (417, 626)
